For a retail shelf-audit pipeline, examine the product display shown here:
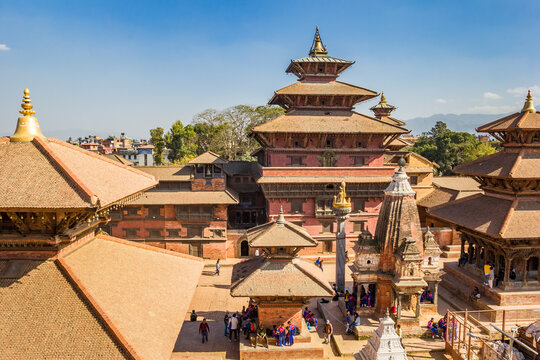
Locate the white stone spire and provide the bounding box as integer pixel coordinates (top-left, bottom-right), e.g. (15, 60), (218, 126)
(384, 158), (415, 197)
(358, 312), (408, 360)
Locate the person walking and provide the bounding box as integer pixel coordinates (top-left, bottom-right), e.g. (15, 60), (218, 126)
(278, 324), (286, 347)
(483, 263), (491, 285)
(323, 320), (333, 344)
(223, 311), (230, 337)
(345, 311), (352, 335)
(215, 259), (220, 276)
(229, 313), (239, 341)
(488, 265), (495, 289)
(199, 318), (210, 344)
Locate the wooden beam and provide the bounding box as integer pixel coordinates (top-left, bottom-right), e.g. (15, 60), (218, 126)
(7, 212), (30, 234)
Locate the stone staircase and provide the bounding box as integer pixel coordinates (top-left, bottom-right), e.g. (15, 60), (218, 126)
(441, 244), (461, 259)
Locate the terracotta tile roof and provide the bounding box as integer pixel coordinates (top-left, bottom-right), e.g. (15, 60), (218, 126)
(477, 111), (540, 132)
(104, 153), (134, 166)
(428, 194), (540, 239)
(230, 257), (333, 297)
(454, 150), (540, 179)
(257, 175), (392, 184)
(252, 110), (409, 134)
(0, 137), (156, 210)
(271, 80), (377, 97)
(246, 217), (317, 248)
(60, 234), (204, 360)
(188, 151), (228, 165)
(129, 190), (239, 205)
(135, 166), (191, 181)
(0, 259), (128, 359)
(432, 176), (482, 191)
(417, 188), (460, 208)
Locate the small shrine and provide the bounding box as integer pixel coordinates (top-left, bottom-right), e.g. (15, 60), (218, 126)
(358, 311), (408, 360)
(351, 158), (443, 333)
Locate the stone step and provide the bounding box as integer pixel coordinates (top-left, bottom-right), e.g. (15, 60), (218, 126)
(443, 244), (461, 251)
(442, 252), (461, 259)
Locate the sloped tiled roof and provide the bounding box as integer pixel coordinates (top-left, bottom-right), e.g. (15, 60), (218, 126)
(477, 111), (540, 132)
(454, 150), (540, 179)
(432, 176), (482, 191)
(135, 166), (191, 181)
(0, 137), (156, 209)
(271, 81), (377, 97)
(59, 234), (204, 360)
(428, 194), (540, 239)
(130, 190), (239, 205)
(0, 259), (128, 359)
(252, 110), (409, 134)
(188, 151), (228, 165)
(246, 215), (317, 248)
(230, 257), (333, 297)
(103, 153), (134, 166)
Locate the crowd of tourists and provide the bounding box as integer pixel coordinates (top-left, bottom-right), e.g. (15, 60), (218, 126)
(427, 315), (457, 340)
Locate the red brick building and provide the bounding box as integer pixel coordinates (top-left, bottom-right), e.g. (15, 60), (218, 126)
(251, 27), (409, 255)
(108, 152), (239, 259)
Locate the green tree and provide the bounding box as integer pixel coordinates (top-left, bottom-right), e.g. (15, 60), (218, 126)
(164, 120), (198, 164)
(149, 127), (164, 165)
(410, 121), (498, 175)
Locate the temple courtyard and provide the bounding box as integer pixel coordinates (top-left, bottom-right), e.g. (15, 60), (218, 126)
(172, 257), (456, 359)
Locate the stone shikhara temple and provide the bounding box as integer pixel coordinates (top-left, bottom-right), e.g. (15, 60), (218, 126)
(252, 27), (409, 254)
(358, 311), (408, 360)
(0, 89), (204, 360)
(351, 158), (442, 332)
(430, 91), (540, 316)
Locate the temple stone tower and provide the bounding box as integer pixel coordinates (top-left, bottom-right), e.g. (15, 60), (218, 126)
(358, 311), (408, 360)
(333, 181), (352, 293)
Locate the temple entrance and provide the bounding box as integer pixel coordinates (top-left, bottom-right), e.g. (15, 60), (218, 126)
(240, 240), (249, 257)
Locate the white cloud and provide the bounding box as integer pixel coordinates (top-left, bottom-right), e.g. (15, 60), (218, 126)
(506, 85), (540, 98)
(483, 92), (501, 100)
(466, 105), (514, 114)
(0, 44), (10, 51)
(435, 98), (447, 104)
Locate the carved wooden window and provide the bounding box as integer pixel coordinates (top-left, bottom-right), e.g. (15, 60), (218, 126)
(290, 199), (304, 214)
(211, 229), (225, 238)
(410, 176), (418, 186)
(125, 207), (140, 216)
(353, 199), (366, 212)
(187, 225), (205, 238)
(352, 221), (366, 233)
(321, 222), (334, 234)
(353, 156), (366, 166)
(147, 228), (162, 239)
(288, 156), (305, 166)
(124, 228), (139, 238)
(176, 206), (213, 221)
(147, 206), (162, 218)
(167, 229), (181, 237)
(320, 151), (337, 167)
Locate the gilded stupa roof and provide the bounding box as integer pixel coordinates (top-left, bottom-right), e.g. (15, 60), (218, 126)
(0, 89), (157, 210)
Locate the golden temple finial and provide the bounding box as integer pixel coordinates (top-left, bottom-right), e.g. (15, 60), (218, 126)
(333, 181), (351, 209)
(309, 26), (328, 57)
(11, 88), (46, 142)
(380, 91), (387, 105)
(521, 89), (536, 113)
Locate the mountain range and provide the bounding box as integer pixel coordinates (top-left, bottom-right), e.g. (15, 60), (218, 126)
(403, 113), (509, 136)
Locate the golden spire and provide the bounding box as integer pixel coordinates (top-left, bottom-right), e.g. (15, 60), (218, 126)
(379, 91), (387, 105)
(309, 26), (328, 57)
(332, 181), (351, 209)
(521, 89), (536, 113)
(10, 88), (46, 142)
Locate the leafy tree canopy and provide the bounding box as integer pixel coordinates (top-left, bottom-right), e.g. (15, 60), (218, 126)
(409, 121), (498, 175)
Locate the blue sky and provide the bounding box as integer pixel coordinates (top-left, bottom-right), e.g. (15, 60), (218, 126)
(1, 0), (539, 139)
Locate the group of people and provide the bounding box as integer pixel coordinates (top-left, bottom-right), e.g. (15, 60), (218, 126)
(427, 316), (452, 339)
(345, 310), (361, 335)
(344, 290), (356, 313)
(303, 307), (318, 330)
(223, 304), (259, 342)
(271, 322), (297, 347)
(420, 289), (434, 303)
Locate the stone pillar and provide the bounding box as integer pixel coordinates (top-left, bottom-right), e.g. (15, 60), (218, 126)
(397, 294), (402, 320)
(522, 258), (528, 286)
(415, 294), (421, 318)
(504, 257), (511, 283)
(433, 282), (439, 307)
(334, 212), (348, 293)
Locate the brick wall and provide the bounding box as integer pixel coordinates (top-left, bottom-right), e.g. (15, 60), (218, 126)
(258, 302), (304, 331)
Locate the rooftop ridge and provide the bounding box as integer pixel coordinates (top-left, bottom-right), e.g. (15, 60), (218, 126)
(33, 136), (97, 206)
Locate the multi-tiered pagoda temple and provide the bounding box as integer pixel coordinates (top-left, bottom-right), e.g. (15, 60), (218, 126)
(430, 91), (540, 314)
(252, 27), (409, 254)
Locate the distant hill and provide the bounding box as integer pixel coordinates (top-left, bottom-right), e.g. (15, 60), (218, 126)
(403, 113), (509, 135)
